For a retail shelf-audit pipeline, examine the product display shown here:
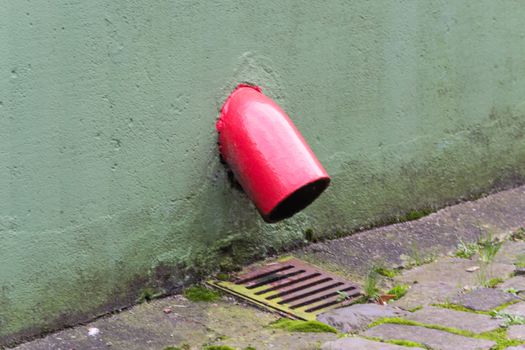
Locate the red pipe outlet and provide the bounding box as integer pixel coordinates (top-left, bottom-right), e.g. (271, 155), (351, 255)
(216, 84), (330, 223)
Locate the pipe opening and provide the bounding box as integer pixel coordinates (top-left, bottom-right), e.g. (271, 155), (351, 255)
(266, 177), (330, 223)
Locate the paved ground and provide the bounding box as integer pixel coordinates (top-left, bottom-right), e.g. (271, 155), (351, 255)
(8, 185), (525, 350)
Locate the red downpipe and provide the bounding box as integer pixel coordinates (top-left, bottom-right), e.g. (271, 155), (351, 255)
(216, 84), (330, 223)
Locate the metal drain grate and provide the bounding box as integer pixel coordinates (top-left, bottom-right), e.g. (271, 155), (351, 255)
(208, 257), (362, 320)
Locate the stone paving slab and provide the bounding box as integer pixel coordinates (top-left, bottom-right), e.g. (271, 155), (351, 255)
(321, 336), (425, 350)
(494, 241), (525, 265)
(405, 306), (502, 333)
(506, 346), (525, 349)
(508, 325), (525, 340)
(500, 276), (525, 293)
(362, 324), (496, 350)
(10, 295), (336, 350)
(451, 288), (518, 311)
(501, 302), (525, 317)
(391, 281), (460, 310)
(296, 185), (525, 277)
(396, 258), (515, 288)
(317, 304), (407, 333)
(391, 257), (515, 310)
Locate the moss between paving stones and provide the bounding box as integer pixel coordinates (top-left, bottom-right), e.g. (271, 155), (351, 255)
(268, 319), (338, 333)
(492, 299), (521, 311)
(432, 303), (490, 315)
(407, 306), (423, 313)
(362, 335), (429, 349)
(433, 299), (521, 315)
(368, 317), (525, 350)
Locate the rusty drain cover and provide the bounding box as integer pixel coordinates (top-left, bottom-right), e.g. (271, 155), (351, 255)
(208, 257), (362, 320)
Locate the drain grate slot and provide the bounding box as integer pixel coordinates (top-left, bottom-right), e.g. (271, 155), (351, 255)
(235, 265), (294, 285)
(266, 277), (333, 299)
(255, 272), (322, 295)
(277, 281), (343, 304)
(289, 286), (358, 309)
(304, 289), (362, 312)
(246, 269), (306, 289)
(209, 258), (362, 320)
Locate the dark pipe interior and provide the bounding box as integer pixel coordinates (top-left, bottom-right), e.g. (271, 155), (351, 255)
(266, 178), (330, 223)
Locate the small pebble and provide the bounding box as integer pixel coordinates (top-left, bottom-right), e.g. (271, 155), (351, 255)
(466, 266), (480, 272)
(87, 327), (100, 336)
(163, 307), (172, 314)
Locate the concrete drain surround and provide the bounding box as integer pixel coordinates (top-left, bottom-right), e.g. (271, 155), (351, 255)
(209, 258), (362, 320)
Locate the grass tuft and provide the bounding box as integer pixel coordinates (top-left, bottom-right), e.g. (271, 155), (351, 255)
(268, 319), (338, 333)
(374, 266), (399, 278)
(363, 269), (380, 301)
(491, 310), (525, 327)
(183, 285), (221, 302)
(486, 278), (504, 288)
(454, 240), (478, 259)
(478, 235), (502, 264)
(387, 284), (409, 300)
(398, 209), (433, 222)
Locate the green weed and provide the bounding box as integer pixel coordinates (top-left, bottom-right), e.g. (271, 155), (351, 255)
(486, 278), (504, 288)
(478, 235), (502, 264)
(363, 269), (380, 301)
(398, 209), (433, 222)
(491, 311), (525, 327)
(373, 266), (399, 278)
(387, 284), (409, 300)
(336, 290), (351, 302)
(510, 228), (525, 241)
(184, 285), (221, 302)
(455, 240), (478, 259)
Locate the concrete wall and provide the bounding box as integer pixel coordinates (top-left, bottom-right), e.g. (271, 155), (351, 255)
(2, 0), (525, 344)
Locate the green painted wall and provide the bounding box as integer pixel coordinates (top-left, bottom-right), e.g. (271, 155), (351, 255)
(2, 0), (525, 344)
